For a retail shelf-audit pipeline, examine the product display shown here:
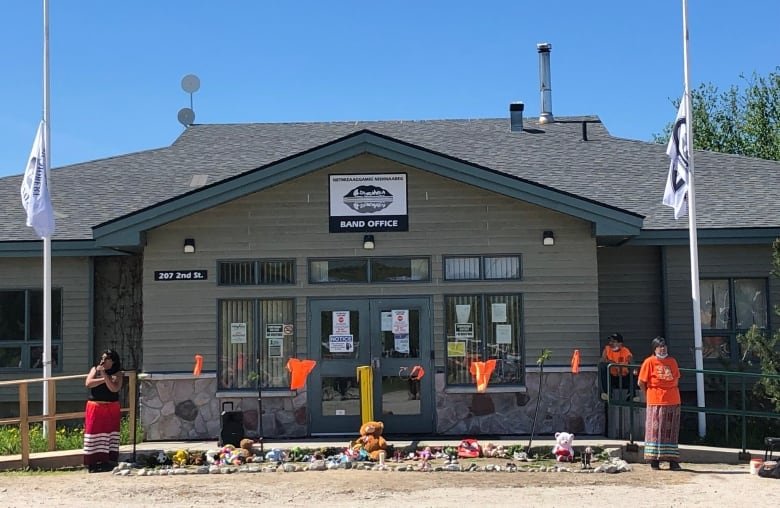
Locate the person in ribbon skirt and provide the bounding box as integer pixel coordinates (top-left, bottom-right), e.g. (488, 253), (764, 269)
(638, 337), (682, 471)
(83, 349), (123, 472)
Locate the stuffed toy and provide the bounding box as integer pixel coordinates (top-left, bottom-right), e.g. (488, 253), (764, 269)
(352, 420), (388, 461)
(552, 432), (574, 462)
(457, 438), (482, 458)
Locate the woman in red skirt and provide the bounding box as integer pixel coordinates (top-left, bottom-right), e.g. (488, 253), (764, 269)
(638, 337), (682, 471)
(83, 349), (123, 472)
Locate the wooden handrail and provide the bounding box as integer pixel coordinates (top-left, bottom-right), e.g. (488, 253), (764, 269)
(0, 371), (138, 468)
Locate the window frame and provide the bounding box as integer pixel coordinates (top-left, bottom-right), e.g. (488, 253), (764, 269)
(443, 254), (522, 281)
(217, 259), (296, 286)
(0, 288), (63, 372)
(443, 292), (524, 387)
(699, 277), (770, 362)
(217, 297), (296, 391)
(307, 256), (431, 284)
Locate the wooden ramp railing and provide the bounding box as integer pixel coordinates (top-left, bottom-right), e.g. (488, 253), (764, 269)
(0, 371), (137, 468)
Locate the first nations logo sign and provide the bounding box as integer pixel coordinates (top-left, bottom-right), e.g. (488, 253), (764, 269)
(329, 173), (408, 233)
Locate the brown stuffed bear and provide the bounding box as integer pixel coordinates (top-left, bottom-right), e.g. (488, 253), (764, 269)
(352, 420), (388, 461)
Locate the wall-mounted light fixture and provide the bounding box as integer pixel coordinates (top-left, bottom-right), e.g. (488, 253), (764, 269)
(542, 230), (555, 246)
(363, 234), (375, 250)
(183, 238), (196, 253)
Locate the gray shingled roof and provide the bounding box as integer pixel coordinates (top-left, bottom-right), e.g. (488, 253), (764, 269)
(1, 116), (779, 242)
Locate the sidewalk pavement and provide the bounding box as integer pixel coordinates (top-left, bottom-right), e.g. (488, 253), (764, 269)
(0, 436), (763, 471)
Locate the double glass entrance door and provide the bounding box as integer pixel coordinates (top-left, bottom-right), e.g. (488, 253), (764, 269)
(308, 297), (433, 435)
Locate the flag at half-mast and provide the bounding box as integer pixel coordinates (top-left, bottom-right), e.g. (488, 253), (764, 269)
(662, 100), (689, 220)
(20, 121), (55, 238)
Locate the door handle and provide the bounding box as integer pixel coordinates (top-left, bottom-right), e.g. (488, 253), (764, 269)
(371, 357), (380, 369)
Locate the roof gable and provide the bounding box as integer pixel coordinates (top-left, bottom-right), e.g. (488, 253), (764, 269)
(92, 129), (643, 248)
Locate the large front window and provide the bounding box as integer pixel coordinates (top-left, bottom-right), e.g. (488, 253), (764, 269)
(445, 294), (523, 386)
(218, 298), (295, 390)
(700, 278), (768, 361)
(0, 289), (62, 371)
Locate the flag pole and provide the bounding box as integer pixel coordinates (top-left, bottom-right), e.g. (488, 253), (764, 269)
(681, 0), (706, 438)
(42, 0), (53, 439)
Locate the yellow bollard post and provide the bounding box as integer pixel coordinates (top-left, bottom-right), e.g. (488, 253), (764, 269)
(356, 365), (374, 424)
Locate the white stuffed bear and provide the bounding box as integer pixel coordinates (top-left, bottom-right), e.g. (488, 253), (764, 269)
(552, 431), (574, 462)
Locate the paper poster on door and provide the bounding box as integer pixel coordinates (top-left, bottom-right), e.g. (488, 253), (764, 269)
(268, 338), (283, 358)
(394, 334), (410, 354)
(332, 311), (350, 335)
(495, 324), (512, 344)
(491, 303), (507, 322)
(447, 341), (466, 357)
(455, 323), (474, 339)
(230, 322), (247, 344)
(381, 311), (393, 331)
(329, 334), (354, 353)
(391, 309), (409, 335)
(456, 304), (471, 323)
(265, 324), (284, 340)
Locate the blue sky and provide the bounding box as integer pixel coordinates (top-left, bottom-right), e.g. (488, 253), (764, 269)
(1, 1), (778, 177)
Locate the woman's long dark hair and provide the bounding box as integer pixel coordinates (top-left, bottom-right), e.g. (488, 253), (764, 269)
(101, 349), (122, 375)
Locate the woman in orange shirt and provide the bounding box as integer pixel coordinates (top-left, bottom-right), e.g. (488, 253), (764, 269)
(638, 336), (682, 471)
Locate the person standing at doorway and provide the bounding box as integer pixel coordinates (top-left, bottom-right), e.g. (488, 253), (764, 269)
(83, 349), (123, 472)
(599, 333), (634, 400)
(638, 337), (682, 471)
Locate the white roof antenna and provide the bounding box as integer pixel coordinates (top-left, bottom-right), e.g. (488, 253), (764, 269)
(178, 74), (200, 127)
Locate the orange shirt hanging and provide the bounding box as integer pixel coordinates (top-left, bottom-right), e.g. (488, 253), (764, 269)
(286, 358), (317, 390)
(469, 360), (497, 393)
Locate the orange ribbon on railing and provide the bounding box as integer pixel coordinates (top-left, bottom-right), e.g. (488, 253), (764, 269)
(469, 359), (497, 393)
(192, 354), (203, 376)
(570, 349), (581, 374)
(286, 358), (317, 390)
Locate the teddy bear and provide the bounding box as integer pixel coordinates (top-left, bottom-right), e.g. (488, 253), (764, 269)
(552, 431), (574, 462)
(352, 420), (388, 461)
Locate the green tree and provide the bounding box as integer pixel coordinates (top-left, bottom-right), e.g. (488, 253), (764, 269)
(737, 238), (780, 412)
(654, 67), (780, 161)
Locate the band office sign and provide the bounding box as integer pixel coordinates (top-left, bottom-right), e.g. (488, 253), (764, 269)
(329, 173), (408, 233)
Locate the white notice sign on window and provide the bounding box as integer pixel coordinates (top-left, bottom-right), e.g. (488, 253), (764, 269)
(230, 323), (247, 344)
(333, 311), (351, 335)
(496, 324), (512, 344)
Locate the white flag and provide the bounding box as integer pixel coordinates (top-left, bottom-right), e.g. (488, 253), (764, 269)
(663, 101), (689, 220)
(20, 121), (55, 238)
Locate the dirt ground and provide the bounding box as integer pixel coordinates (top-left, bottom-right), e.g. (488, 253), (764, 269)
(0, 462), (776, 507)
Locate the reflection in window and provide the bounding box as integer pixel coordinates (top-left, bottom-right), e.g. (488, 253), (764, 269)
(699, 277), (768, 363)
(371, 258), (430, 282)
(702, 336), (730, 359)
(700, 279), (730, 330)
(310, 259), (369, 283)
(321, 376), (360, 416)
(734, 279), (767, 329)
(0, 288), (63, 371)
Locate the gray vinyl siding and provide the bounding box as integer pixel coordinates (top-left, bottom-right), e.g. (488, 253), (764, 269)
(662, 244), (779, 383)
(597, 246), (664, 362)
(142, 154), (601, 373)
(0, 256), (91, 403)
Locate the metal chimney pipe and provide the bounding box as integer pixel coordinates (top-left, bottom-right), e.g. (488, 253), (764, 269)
(537, 42), (553, 124)
(509, 102), (524, 132)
